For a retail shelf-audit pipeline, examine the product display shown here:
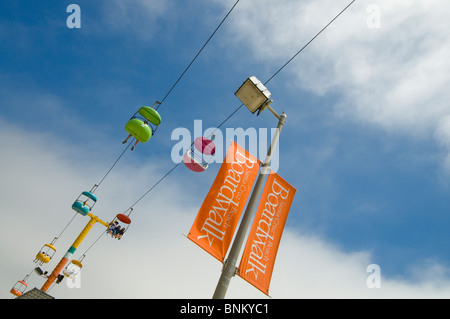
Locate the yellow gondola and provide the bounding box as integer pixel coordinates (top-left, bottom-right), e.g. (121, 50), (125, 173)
(10, 280), (28, 297)
(34, 243), (57, 265)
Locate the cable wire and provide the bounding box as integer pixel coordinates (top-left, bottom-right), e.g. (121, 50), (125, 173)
(89, 1), (240, 192)
(54, 212), (78, 241)
(95, 140), (132, 190)
(128, 163), (181, 210)
(77, 0), (356, 256)
(264, 0), (356, 86)
(156, 0), (241, 110)
(78, 230), (107, 259)
(121, 0), (357, 210)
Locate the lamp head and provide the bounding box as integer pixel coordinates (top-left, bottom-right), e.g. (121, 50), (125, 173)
(235, 76), (271, 114)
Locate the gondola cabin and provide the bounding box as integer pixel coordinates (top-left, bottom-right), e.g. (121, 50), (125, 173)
(116, 213), (132, 225)
(125, 106), (162, 144)
(71, 191), (97, 216)
(125, 118), (152, 144)
(107, 213), (131, 239)
(10, 280), (27, 297)
(138, 106), (162, 131)
(63, 260), (83, 279)
(183, 136), (216, 172)
(35, 243), (56, 265)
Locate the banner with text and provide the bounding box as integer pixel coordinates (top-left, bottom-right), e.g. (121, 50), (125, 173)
(238, 171), (296, 295)
(188, 141), (260, 262)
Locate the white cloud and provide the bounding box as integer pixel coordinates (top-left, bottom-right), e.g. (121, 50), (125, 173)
(1, 118), (450, 299)
(98, 0), (171, 41)
(220, 0), (450, 165)
(269, 231), (450, 298)
(434, 116), (450, 171)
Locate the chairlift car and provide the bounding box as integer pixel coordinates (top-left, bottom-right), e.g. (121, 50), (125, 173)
(63, 260), (83, 279)
(183, 135), (216, 172)
(71, 191), (98, 216)
(123, 104), (162, 150)
(107, 212), (132, 239)
(34, 243), (57, 265)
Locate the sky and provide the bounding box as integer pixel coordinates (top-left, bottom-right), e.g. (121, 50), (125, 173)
(1, 0), (450, 299)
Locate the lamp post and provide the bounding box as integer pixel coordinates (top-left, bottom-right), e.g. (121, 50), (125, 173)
(212, 76), (287, 299)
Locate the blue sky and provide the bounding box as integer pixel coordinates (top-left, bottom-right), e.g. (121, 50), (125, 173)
(1, 0), (450, 298)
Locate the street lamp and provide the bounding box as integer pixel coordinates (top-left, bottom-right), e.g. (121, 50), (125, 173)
(212, 76), (287, 299)
(235, 76), (282, 119)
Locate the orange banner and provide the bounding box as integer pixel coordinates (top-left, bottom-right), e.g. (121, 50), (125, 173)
(188, 141), (260, 262)
(238, 172), (296, 295)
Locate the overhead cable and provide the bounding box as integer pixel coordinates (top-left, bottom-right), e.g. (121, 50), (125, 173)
(92, 1), (241, 191)
(122, 0), (357, 210)
(156, 0), (241, 109)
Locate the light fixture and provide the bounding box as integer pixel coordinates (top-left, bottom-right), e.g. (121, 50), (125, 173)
(235, 76), (272, 114)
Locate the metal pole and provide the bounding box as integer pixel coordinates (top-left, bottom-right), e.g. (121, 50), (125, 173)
(212, 112), (286, 299)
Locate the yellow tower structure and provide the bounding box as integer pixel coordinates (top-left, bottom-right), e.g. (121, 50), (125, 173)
(41, 212), (109, 292)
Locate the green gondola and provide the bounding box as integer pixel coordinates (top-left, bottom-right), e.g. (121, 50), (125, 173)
(123, 103), (162, 150)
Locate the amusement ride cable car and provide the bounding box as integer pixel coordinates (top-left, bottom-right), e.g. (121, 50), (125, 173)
(10, 279), (28, 297)
(183, 135), (216, 172)
(107, 209), (132, 239)
(34, 243), (57, 266)
(63, 259), (83, 279)
(71, 190), (98, 216)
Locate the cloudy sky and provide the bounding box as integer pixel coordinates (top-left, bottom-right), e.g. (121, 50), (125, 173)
(1, 0), (450, 299)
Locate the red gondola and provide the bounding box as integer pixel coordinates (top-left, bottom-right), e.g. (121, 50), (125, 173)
(183, 136), (216, 172)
